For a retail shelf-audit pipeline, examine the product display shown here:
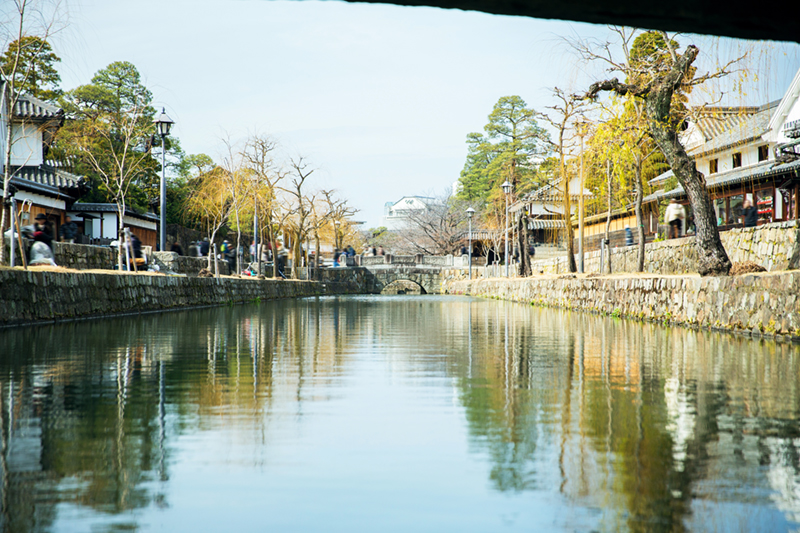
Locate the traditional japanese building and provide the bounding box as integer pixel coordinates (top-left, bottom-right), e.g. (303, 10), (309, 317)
(0, 84), (88, 238)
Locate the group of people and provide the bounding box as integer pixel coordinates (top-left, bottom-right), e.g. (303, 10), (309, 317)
(665, 197), (760, 239)
(186, 238), (211, 258)
(332, 245), (356, 267)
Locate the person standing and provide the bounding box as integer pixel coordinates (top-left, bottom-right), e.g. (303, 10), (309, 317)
(742, 199), (758, 228)
(59, 215), (78, 243)
(664, 199), (686, 239)
(199, 238), (210, 257)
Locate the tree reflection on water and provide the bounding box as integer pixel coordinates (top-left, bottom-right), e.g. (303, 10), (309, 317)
(0, 296), (799, 532)
(455, 301), (800, 531)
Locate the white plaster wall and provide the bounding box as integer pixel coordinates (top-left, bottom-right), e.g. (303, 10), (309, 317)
(13, 190), (65, 210)
(97, 212), (118, 239)
(10, 123), (43, 166)
(775, 92), (800, 143)
(699, 142), (772, 177)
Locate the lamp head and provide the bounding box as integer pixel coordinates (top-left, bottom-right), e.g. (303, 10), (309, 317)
(501, 181), (512, 194)
(466, 207), (475, 219)
(154, 108), (174, 137)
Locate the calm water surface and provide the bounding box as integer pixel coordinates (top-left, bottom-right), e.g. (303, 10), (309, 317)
(1, 295), (800, 532)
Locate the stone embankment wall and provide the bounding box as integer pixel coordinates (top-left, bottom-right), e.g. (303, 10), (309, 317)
(446, 273), (800, 340)
(531, 221), (799, 275)
(0, 269), (366, 327)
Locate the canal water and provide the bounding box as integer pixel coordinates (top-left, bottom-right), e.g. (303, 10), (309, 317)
(1, 295), (799, 532)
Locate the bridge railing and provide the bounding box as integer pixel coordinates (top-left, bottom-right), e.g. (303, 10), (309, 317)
(359, 254), (465, 267)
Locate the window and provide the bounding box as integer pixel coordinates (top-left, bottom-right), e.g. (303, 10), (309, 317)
(713, 198), (726, 225)
(709, 158), (718, 174)
(729, 195), (744, 225)
(755, 188), (774, 223)
(732, 152), (742, 168)
(758, 145), (769, 162)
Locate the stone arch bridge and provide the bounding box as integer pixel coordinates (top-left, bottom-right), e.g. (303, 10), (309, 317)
(322, 254), (468, 294)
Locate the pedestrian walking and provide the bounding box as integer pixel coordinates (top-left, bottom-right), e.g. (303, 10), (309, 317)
(743, 199), (758, 228)
(59, 215), (78, 243)
(664, 199), (686, 239)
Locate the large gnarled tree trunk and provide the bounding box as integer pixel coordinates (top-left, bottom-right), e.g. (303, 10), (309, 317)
(586, 44), (731, 276)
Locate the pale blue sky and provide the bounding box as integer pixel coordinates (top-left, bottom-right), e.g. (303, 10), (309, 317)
(47, 0), (800, 226)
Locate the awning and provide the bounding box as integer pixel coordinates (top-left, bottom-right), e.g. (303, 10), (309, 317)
(528, 219), (566, 230)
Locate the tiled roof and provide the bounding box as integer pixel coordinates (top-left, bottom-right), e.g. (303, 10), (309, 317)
(13, 94), (63, 120)
(686, 102), (778, 157)
(71, 203), (159, 222)
(11, 164), (83, 191)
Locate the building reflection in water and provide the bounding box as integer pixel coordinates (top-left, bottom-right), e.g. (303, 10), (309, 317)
(0, 296), (799, 531)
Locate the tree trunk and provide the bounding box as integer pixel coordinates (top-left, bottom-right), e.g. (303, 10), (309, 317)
(561, 151), (577, 273)
(604, 159), (612, 274)
(644, 45), (730, 276)
(635, 158), (646, 273)
(0, 96), (14, 265)
(517, 215), (531, 277)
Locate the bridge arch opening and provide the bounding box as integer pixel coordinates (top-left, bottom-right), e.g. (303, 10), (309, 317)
(380, 279), (427, 295)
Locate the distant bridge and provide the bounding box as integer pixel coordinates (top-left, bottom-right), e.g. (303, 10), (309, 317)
(354, 254), (467, 294)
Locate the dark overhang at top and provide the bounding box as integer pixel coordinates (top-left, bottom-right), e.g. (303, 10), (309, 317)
(345, 0), (799, 43)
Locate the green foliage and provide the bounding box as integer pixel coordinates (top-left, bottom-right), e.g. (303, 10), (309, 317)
(0, 36), (62, 102)
(584, 96), (667, 218)
(458, 96), (551, 205)
(628, 31), (693, 127)
(54, 61), (159, 213)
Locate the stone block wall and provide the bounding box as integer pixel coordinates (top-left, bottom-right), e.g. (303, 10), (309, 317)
(0, 269), (367, 327)
(531, 221), (800, 275)
(152, 252), (230, 276)
(446, 273), (800, 340)
(52, 242), (116, 270)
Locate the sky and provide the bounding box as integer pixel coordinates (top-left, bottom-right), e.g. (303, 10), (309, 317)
(28, 0), (800, 226)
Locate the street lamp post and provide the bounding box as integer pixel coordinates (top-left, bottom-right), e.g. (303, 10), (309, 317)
(154, 108), (174, 253)
(466, 207), (475, 279)
(501, 180), (512, 277)
(577, 122), (587, 274)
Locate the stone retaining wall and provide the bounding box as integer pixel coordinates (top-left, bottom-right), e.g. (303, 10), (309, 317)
(531, 220), (800, 275)
(0, 269), (366, 327)
(53, 242), (116, 270)
(152, 252), (230, 276)
(445, 273), (800, 340)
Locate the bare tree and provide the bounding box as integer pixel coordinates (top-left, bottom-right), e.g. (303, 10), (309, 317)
(281, 156), (314, 279)
(540, 88), (588, 273)
(319, 189), (357, 257)
(0, 0), (65, 264)
(241, 134), (284, 278)
(395, 190), (469, 256)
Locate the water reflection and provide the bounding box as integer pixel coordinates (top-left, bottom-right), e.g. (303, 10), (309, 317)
(0, 296), (799, 531)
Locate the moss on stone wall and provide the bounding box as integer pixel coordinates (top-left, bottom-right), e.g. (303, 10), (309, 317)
(446, 272), (800, 341)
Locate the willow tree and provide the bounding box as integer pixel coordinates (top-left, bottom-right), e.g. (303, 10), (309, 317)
(183, 166), (233, 272)
(580, 29), (740, 275)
